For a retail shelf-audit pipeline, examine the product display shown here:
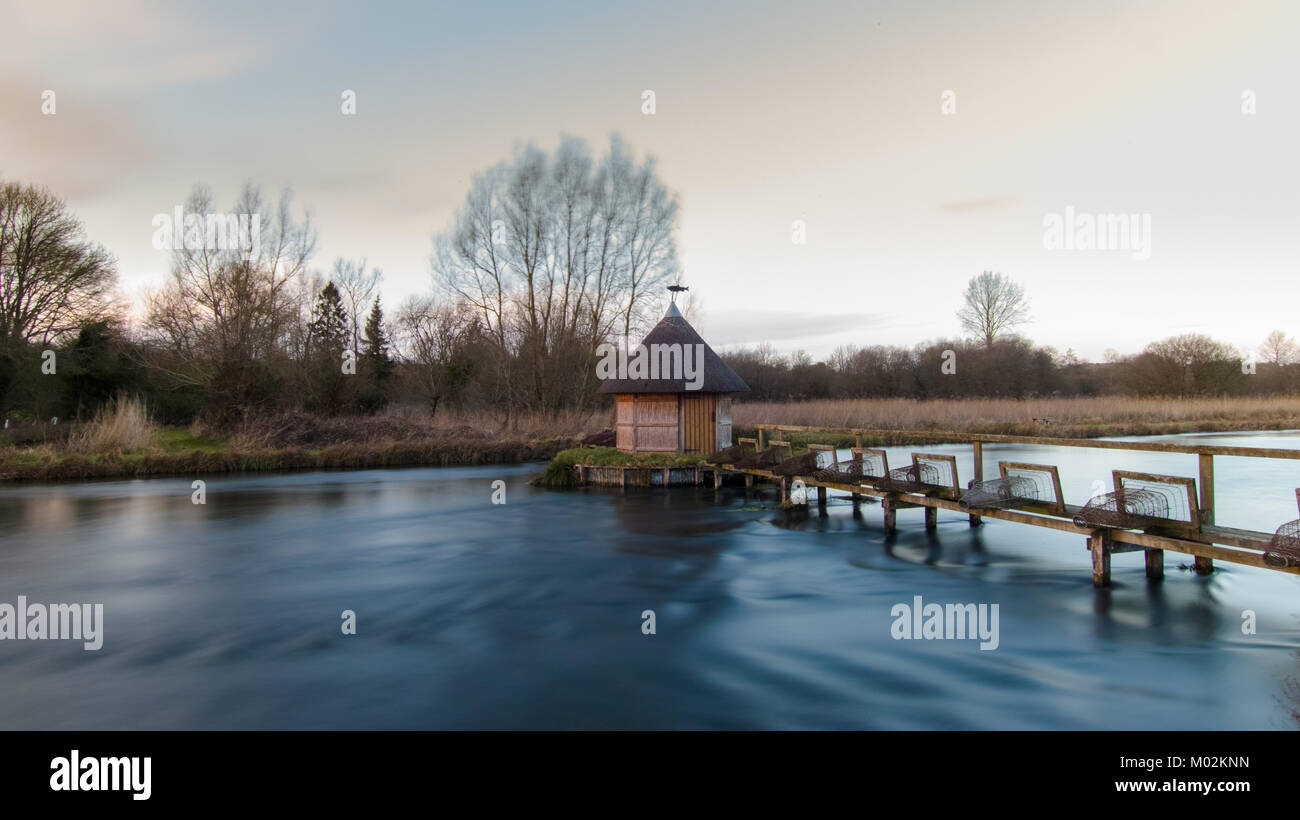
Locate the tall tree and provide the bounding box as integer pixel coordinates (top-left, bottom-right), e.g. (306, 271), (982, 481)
(1259, 330), (1299, 366)
(144, 183), (316, 421)
(0, 181), (118, 347)
(331, 257), (382, 356)
(957, 271), (1031, 347)
(431, 134), (679, 423)
(305, 282), (350, 413)
(359, 296), (393, 412)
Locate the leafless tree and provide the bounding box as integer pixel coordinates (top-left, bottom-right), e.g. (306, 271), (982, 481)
(330, 257), (382, 355)
(431, 134), (680, 421)
(0, 181), (118, 347)
(393, 295), (481, 418)
(1259, 330), (1299, 366)
(957, 271), (1031, 347)
(143, 183), (316, 417)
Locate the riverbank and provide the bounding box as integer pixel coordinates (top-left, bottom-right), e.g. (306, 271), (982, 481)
(0, 411), (579, 482)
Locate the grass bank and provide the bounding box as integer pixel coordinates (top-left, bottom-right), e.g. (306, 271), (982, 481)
(0, 407), (580, 482)
(534, 446), (704, 489)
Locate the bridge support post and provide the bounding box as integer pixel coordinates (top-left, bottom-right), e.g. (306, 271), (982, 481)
(1194, 556), (1214, 575)
(1090, 531), (1111, 587)
(816, 485), (827, 509)
(969, 441), (983, 527)
(744, 474), (754, 488)
(1144, 548), (1164, 581)
(882, 496), (897, 534)
(924, 505), (937, 530)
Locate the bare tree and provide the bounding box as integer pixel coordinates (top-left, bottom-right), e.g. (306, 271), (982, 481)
(393, 295), (480, 418)
(330, 257), (382, 356)
(143, 183), (316, 418)
(1259, 330), (1299, 366)
(957, 271), (1031, 347)
(0, 181), (118, 347)
(431, 134), (680, 421)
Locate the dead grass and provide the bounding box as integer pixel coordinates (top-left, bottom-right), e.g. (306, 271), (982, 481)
(68, 396), (156, 454)
(731, 395), (1300, 439)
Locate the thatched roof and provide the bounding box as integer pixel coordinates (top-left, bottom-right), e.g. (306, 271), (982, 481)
(598, 302), (750, 394)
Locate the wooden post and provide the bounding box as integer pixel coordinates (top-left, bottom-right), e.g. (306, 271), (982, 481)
(924, 505), (937, 530)
(1090, 531), (1111, 587)
(1145, 548), (1164, 580)
(855, 433), (862, 448)
(969, 441), (983, 527)
(780, 476), (791, 503)
(882, 496), (896, 534)
(744, 473), (754, 488)
(1197, 453), (1214, 574)
(817, 485), (827, 508)
(712, 468), (722, 489)
(662, 467), (669, 487)
(756, 427), (765, 451)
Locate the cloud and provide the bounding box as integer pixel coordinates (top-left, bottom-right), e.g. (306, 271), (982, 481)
(0, 0), (276, 93)
(0, 79), (158, 199)
(938, 195), (1019, 213)
(697, 310), (887, 347)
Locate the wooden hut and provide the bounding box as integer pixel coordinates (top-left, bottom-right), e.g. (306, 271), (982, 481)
(599, 298), (749, 454)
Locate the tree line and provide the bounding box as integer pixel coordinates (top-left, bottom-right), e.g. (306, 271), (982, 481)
(2, 141), (1298, 430)
(721, 331), (1300, 402)
(0, 136), (680, 427)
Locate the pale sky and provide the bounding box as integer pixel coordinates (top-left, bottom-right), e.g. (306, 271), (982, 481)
(2, 0), (1297, 361)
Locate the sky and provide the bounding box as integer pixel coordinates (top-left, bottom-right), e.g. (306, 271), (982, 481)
(2, 0), (1297, 362)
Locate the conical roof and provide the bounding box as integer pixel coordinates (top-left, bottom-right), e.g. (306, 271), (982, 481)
(598, 304), (750, 394)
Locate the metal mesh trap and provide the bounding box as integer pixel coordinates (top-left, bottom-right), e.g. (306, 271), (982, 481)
(733, 444), (792, 470)
(959, 475), (1045, 511)
(813, 450), (887, 485)
(1072, 488), (1177, 529)
(875, 462), (940, 493)
(770, 448), (836, 477)
(707, 442), (754, 464)
(1266, 519), (1300, 568)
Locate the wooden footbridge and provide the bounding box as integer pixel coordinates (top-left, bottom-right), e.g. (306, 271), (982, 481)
(704, 425), (1300, 587)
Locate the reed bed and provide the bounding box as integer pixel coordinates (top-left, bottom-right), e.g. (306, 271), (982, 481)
(731, 396), (1300, 439)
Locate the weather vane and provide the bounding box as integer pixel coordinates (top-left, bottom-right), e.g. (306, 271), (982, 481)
(667, 284), (688, 304)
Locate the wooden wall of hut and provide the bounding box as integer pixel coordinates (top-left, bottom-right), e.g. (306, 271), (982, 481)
(616, 393), (679, 452)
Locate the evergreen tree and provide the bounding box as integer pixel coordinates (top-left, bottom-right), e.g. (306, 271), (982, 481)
(307, 283), (349, 356)
(305, 283), (351, 413)
(359, 297), (393, 412)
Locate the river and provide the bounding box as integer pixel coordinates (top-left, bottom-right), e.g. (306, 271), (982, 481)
(1, 430), (1298, 729)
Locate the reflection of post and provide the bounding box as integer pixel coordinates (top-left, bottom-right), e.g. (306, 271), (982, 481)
(969, 441), (983, 527)
(1090, 531), (1110, 587)
(1196, 454), (1214, 574)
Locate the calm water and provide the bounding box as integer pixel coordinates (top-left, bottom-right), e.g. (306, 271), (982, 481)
(1, 431), (1299, 730)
